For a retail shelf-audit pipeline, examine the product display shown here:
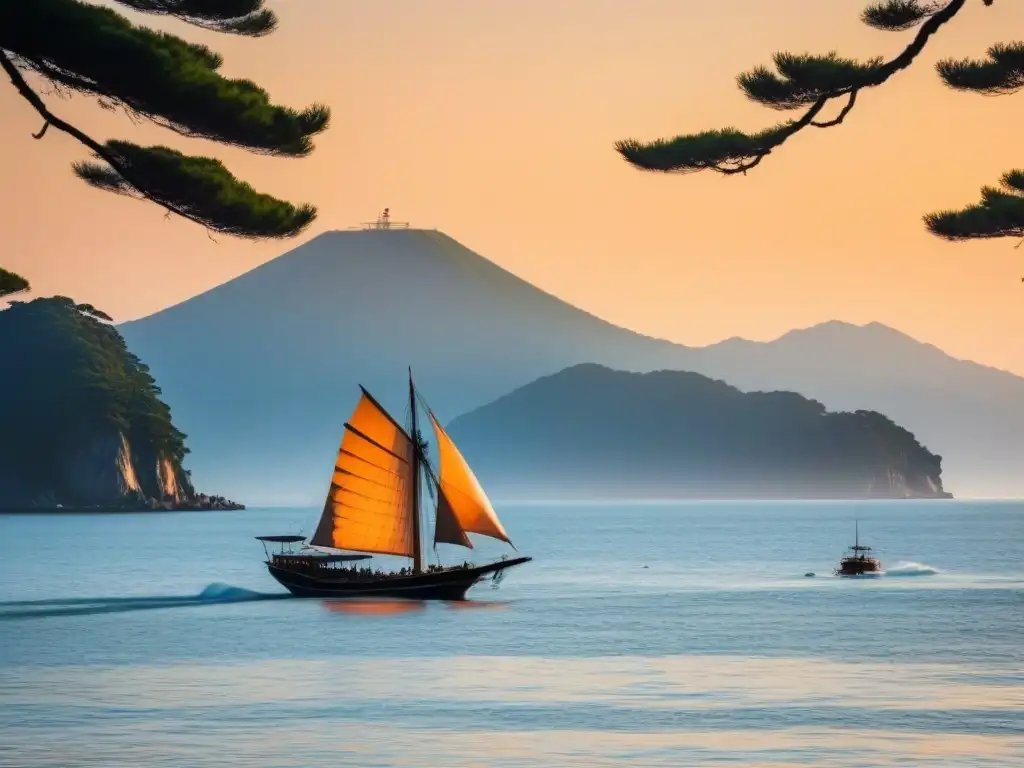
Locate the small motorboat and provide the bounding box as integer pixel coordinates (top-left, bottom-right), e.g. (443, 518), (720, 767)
(835, 521), (882, 577)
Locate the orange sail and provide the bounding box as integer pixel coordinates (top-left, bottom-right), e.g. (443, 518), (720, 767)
(433, 487), (473, 548)
(309, 391), (415, 557)
(429, 412), (512, 546)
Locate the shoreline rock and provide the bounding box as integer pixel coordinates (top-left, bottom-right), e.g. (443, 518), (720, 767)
(0, 494), (245, 513)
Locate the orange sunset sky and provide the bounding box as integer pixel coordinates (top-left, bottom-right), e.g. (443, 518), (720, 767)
(3, 0), (1023, 373)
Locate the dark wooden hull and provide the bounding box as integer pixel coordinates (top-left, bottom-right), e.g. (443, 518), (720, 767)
(836, 557), (883, 577)
(267, 556), (532, 599)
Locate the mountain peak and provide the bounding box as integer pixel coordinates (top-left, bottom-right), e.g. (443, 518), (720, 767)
(119, 231), (1024, 502)
(774, 320), (917, 345)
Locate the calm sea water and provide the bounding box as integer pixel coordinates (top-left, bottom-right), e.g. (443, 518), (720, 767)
(0, 501), (1021, 767)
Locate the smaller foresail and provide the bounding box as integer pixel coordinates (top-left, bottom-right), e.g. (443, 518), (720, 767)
(429, 412), (512, 545)
(433, 481), (473, 549)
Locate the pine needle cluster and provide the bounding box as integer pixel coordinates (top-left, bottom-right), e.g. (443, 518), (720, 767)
(616, 0), (1023, 242)
(0, 1), (330, 293)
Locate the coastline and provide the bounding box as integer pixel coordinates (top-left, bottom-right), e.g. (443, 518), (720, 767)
(0, 491), (955, 514)
(0, 504), (246, 515)
(475, 490), (956, 503)
(0, 496), (245, 514)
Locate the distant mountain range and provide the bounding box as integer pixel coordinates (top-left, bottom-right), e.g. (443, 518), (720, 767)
(447, 364), (950, 500)
(119, 229), (1024, 502)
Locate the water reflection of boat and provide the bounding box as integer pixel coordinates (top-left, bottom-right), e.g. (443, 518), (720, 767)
(257, 369), (531, 600)
(835, 521), (883, 577)
(322, 599), (426, 616)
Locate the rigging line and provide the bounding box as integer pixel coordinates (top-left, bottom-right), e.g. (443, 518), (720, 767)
(413, 389), (442, 445)
(413, 388), (434, 416)
(421, 455), (441, 487)
(419, 449), (439, 479)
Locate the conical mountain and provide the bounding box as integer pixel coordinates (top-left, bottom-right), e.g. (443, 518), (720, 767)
(119, 229), (691, 503)
(121, 229), (1024, 502)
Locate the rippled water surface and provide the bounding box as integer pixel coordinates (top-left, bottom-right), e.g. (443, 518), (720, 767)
(1, 501), (1022, 767)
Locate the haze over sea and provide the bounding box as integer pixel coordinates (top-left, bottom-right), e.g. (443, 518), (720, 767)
(1, 501), (1021, 767)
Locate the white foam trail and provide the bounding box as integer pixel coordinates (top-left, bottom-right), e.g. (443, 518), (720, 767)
(197, 582), (267, 602)
(0, 583), (285, 620)
(884, 561), (941, 577)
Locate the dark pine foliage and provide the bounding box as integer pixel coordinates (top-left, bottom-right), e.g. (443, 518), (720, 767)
(0, 0), (328, 259)
(615, 0), (1024, 242)
(0, 297), (188, 501)
(0, 268), (29, 298)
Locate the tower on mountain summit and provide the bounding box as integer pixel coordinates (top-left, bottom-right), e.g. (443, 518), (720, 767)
(360, 208), (409, 230)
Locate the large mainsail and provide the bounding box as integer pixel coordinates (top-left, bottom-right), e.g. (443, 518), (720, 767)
(428, 412), (512, 546)
(309, 390), (416, 557)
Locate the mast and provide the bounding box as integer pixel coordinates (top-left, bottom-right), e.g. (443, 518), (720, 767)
(409, 367), (423, 574)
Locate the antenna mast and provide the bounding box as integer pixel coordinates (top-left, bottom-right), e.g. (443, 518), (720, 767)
(355, 208), (410, 230)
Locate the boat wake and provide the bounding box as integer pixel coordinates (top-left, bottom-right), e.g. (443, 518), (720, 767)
(0, 583), (287, 620)
(196, 582), (271, 602)
(884, 561), (941, 577)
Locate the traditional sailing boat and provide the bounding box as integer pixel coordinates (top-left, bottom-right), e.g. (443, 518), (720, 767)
(257, 370), (531, 599)
(834, 520), (883, 577)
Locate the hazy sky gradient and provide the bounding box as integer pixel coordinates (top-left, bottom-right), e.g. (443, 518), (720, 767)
(4, 1), (1023, 372)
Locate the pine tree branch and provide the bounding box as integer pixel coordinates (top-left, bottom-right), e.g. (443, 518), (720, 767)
(0, 267), (30, 298)
(937, 41), (1024, 94)
(0, 49), (212, 231)
(810, 90), (858, 128)
(111, 1), (278, 37)
(0, 1), (330, 157)
(925, 170), (1024, 240)
(1, 50), (315, 238)
(862, 1), (946, 33)
(616, 0), (967, 175)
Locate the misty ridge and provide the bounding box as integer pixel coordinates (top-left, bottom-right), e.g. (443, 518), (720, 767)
(447, 364), (949, 501)
(117, 228), (1024, 504)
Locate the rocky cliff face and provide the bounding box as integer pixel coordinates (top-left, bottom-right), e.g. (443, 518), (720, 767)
(865, 466), (947, 500)
(0, 297), (243, 512)
(53, 427), (195, 509)
(0, 423), (239, 512)
(59, 428), (143, 507)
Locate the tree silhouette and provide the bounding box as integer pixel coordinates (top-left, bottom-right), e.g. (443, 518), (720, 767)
(616, 0), (1023, 241)
(0, 1), (330, 257)
(0, 296), (193, 507)
(0, 268), (29, 299)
